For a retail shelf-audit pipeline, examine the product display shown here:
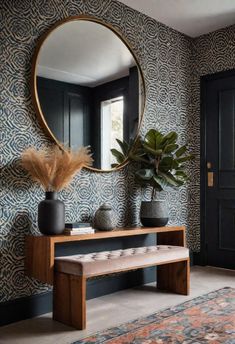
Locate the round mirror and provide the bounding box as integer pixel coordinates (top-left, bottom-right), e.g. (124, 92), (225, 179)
(32, 15), (145, 171)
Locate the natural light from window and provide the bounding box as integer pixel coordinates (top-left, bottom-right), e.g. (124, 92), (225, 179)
(101, 96), (124, 169)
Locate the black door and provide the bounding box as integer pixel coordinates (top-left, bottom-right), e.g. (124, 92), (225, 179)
(202, 70), (235, 269)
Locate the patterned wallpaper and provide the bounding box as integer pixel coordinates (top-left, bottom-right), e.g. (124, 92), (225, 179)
(1, 0), (198, 303)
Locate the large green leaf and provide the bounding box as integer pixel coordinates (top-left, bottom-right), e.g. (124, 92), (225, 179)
(174, 179), (184, 186)
(159, 156), (173, 172)
(175, 145), (187, 157)
(172, 159), (180, 170)
(110, 149), (125, 163)
(176, 155), (194, 164)
(135, 174), (151, 186)
(116, 139), (129, 156)
(135, 168), (154, 180)
(129, 151), (150, 164)
(144, 129), (164, 150)
(161, 131), (178, 146)
(131, 146), (145, 156)
(175, 170), (188, 180)
(164, 143), (179, 153)
(152, 176), (163, 191)
(159, 171), (180, 187)
(143, 143), (163, 156)
(131, 136), (142, 152)
(153, 175), (169, 189)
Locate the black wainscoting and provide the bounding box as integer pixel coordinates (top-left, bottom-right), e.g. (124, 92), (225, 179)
(0, 291), (52, 327)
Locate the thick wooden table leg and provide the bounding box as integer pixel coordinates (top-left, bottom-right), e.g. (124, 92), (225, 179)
(25, 236), (54, 284)
(157, 259), (190, 295)
(53, 272), (86, 330)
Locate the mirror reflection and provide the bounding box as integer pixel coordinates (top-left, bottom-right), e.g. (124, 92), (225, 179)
(35, 19), (144, 170)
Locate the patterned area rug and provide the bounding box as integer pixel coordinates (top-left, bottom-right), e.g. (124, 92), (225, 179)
(73, 287), (235, 344)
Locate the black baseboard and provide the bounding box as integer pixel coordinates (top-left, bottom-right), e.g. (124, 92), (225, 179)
(0, 267), (155, 327)
(193, 251), (206, 266)
(0, 291), (52, 327)
(190, 251), (195, 266)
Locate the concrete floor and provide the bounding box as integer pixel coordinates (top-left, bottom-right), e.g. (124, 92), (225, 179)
(0, 266), (234, 344)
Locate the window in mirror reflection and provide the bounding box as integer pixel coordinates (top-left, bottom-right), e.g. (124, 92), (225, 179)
(101, 96), (124, 169)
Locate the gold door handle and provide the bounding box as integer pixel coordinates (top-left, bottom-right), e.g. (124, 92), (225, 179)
(207, 162), (214, 187)
(208, 171), (214, 187)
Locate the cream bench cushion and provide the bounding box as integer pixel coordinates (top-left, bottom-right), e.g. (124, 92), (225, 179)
(55, 245), (189, 278)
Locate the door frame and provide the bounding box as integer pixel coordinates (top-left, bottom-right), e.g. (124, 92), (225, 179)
(195, 68), (235, 266)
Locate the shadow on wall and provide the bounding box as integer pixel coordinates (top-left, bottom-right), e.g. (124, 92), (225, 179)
(0, 158), (41, 236)
(0, 160), (50, 302)
(0, 209), (35, 302)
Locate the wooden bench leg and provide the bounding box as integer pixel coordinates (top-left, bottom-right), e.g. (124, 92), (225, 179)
(53, 271), (86, 330)
(157, 259), (190, 295)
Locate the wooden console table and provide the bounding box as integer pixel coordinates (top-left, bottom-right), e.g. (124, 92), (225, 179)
(25, 226), (185, 285)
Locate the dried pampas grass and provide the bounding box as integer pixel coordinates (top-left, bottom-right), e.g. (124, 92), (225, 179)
(21, 145), (93, 191)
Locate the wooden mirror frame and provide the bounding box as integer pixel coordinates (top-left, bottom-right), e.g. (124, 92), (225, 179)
(31, 14), (146, 172)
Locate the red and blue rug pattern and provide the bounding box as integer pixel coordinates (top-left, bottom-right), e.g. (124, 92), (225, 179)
(73, 287), (235, 343)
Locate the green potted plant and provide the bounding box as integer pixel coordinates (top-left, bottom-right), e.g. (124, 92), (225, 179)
(111, 129), (193, 227)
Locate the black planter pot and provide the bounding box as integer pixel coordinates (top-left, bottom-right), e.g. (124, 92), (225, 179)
(140, 200), (168, 227)
(38, 191), (65, 235)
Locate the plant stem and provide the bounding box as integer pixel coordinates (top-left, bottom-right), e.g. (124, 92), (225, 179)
(155, 156), (160, 173)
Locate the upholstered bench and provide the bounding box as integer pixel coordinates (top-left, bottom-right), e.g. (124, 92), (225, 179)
(53, 245), (190, 329)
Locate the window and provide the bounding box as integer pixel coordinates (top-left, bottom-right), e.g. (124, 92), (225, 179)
(101, 96), (124, 169)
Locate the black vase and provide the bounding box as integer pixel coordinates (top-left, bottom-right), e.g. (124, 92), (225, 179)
(38, 191), (65, 235)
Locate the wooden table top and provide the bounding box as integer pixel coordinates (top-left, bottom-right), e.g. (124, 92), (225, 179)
(27, 226), (185, 243)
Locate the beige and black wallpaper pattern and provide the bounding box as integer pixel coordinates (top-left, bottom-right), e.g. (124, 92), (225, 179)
(1, 0), (234, 303)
